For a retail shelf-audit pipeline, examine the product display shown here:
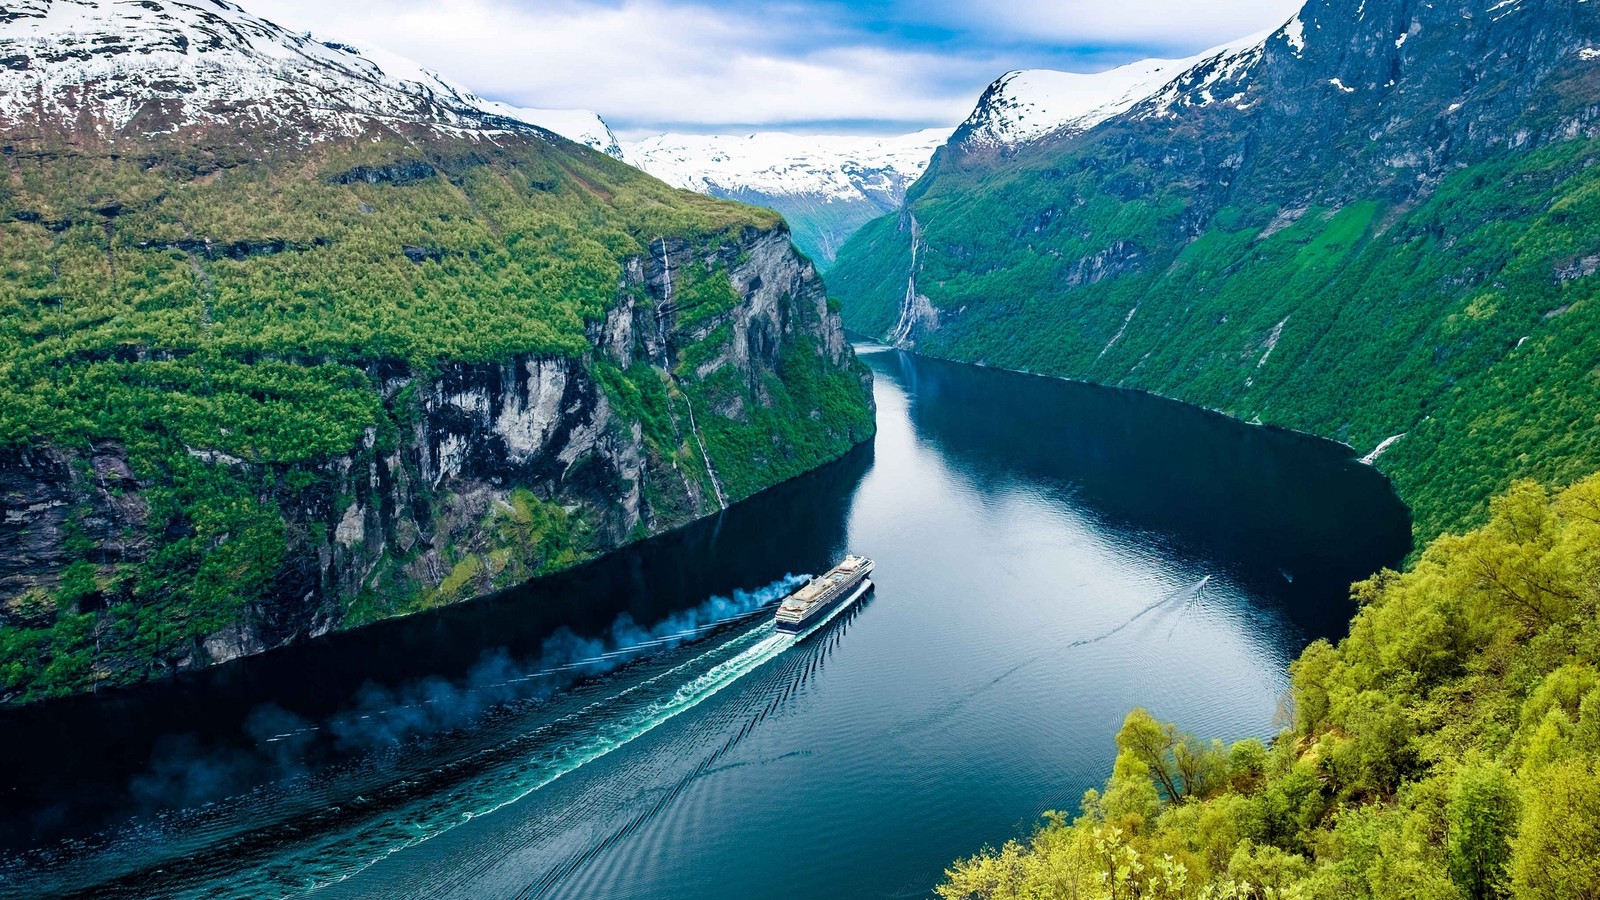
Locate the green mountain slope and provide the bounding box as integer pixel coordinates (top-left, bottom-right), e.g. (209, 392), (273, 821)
(830, 0), (1600, 541)
(0, 4), (872, 702)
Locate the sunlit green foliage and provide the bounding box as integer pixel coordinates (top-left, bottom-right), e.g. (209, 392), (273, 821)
(0, 129), (869, 701)
(937, 473), (1600, 899)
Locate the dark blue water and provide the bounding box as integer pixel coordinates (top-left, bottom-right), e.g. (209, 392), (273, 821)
(0, 348), (1409, 898)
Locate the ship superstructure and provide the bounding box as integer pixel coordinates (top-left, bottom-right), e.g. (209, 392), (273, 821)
(775, 556), (875, 635)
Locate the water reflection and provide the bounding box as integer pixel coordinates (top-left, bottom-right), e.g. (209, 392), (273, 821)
(0, 349), (1410, 900)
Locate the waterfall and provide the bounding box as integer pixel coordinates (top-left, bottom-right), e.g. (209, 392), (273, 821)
(659, 237), (674, 306)
(679, 389), (728, 510)
(888, 215), (922, 347)
(654, 236), (728, 510)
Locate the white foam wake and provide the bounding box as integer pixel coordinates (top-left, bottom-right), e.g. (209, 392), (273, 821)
(298, 624), (802, 894)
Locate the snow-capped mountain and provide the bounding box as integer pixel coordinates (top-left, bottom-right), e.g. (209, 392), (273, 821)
(625, 129), (949, 205)
(480, 102), (628, 159)
(0, 0), (623, 157)
(951, 33), (1270, 150)
(623, 129), (949, 265)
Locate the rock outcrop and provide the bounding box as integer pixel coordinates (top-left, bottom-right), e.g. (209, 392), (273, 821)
(0, 221), (871, 688)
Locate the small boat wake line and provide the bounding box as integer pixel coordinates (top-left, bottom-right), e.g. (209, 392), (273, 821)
(1166, 575), (1213, 639)
(889, 575), (1212, 741)
(1068, 574), (1210, 649)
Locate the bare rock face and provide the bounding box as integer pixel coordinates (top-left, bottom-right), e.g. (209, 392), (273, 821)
(305, 224), (862, 650)
(0, 446), (148, 626)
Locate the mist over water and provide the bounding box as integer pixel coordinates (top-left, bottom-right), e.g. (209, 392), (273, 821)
(0, 575), (814, 896)
(0, 348), (1410, 899)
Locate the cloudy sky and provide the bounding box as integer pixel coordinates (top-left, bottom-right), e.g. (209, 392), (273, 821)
(245, 0), (1302, 137)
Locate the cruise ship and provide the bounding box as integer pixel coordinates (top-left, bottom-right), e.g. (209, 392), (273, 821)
(774, 556), (875, 635)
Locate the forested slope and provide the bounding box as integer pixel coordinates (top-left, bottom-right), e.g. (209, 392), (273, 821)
(830, 0), (1600, 541)
(937, 472), (1600, 900)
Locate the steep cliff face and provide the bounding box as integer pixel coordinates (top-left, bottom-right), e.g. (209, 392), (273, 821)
(0, 198), (870, 692)
(830, 0), (1600, 539)
(318, 226), (863, 636)
(0, 1), (874, 702)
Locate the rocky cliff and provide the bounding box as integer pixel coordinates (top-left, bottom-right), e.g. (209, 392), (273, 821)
(2, 223), (865, 675)
(0, 149), (872, 696)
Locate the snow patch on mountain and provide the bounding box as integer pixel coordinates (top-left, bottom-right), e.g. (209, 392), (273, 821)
(0, 0), (620, 154)
(954, 32), (1270, 149)
(1284, 16), (1307, 54)
(480, 102), (627, 159)
(623, 129), (951, 205)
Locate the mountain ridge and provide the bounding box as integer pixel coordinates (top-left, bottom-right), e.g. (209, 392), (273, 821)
(0, 0), (627, 156)
(622, 128), (949, 266)
(830, 0), (1600, 540)
(949, 32), (1271, 152)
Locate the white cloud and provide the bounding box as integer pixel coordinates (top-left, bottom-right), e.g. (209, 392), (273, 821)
(916, 0), (1303, 51)
(240, 0), (1302, 135)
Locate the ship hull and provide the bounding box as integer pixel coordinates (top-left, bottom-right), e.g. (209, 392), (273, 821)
(775, 575), (874, 635)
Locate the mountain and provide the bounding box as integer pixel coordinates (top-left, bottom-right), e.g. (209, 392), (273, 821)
(0, 0), (873, 702)
(624, 129), (950, 267)
(481, 102), (628, 159)
(0, 0), (627, 156)
(829, 0), (1600, 541)
(950, 35), (1267, 152)
(619, 42), (1266, 268)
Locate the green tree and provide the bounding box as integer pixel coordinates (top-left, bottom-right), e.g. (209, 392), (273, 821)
(934, 472), (1600, 900)
(1509, 760), (1600, 900)
(1445, 764), (1516, 900)
(1115, 708), (1227, 805)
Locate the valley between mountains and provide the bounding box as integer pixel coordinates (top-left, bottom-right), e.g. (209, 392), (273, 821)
(6, 0), (1600, 897)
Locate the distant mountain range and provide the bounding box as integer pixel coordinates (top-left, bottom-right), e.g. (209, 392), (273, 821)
(622, 129), (948, 266)
(613, 48), (1286, 266)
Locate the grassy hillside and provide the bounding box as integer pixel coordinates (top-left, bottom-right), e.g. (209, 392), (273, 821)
(832, 138), (1600, 542)
(0, 130), (873, 701)
(937, 472), (1600, 900)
